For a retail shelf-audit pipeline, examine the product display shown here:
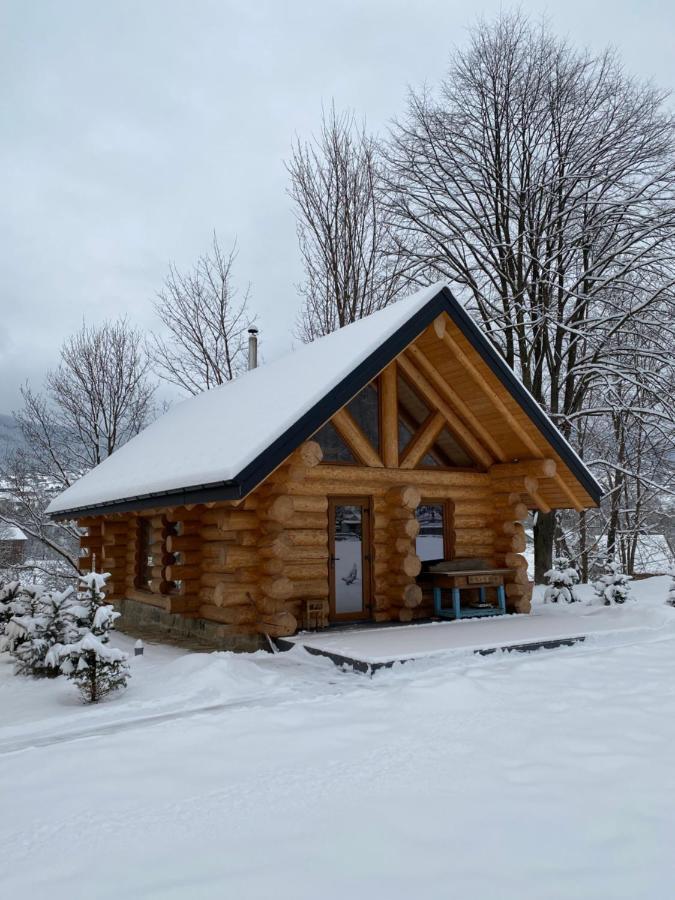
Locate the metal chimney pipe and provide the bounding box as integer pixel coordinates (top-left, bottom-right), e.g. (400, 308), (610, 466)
(247, 327), (259, 370)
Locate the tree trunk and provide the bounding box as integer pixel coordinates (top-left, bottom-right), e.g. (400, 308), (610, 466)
(579, 510), (589, 583)
(534, 510), (555, 583)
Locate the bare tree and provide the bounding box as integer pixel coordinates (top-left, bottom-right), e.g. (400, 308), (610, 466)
(1, 319), (155, 578)
(149, 234), (254, 395)
(385, 13), (675, 578)
(288, 105), (405, 341)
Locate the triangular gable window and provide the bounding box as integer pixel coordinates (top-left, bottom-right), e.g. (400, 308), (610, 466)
(397, 373), (429, 454)
(418, 426), (475, 469)
(421, 452), (441, 467)
(314, 421), (357, 464)
(346, 382), (379, 453)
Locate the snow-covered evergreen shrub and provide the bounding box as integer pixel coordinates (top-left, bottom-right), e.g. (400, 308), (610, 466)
(0, 581), (22, 634)
(49, 573), (129, 702)
(543, 556), (581, 603)
(11, 587), (76, 678)
(593, 559), (633, 605)
(0, 584), (44, 653)
(667, 569), (675, 607)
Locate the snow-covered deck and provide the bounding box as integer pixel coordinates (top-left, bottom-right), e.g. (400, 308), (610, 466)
(281, 586), (674, 672)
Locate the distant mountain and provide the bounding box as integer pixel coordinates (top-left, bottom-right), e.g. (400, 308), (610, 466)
(0, 414), (25, 457)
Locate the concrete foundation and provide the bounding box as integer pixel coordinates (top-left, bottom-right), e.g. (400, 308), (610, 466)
(115, 596), (267, 653)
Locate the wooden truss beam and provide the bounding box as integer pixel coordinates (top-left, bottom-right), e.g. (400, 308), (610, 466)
(442, 330), (588, 511)
(554, 473), (585, 512)
(396, 355), (494, 469)
(380, 362), (398, 468)
(400, 411), (446, 469)
(332, 408), (383, 468)
(405, 344), (507, 462)
(441, 331), (543, 458)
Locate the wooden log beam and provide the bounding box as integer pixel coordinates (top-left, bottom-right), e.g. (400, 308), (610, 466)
(289, 579), (330, 598)
(283, 562), (328, 581)
(293, 440), (323, 468)
(384, 518), (420, 540)
(405, 344), (507, 462)
(553, 473), (585, 512)
(332, 408), (383, 468)
(309, 464), (488, 487)
(286, 495), (327, 514)
(256, 610), (297, 638)
(442, 330), (544, 458)
(490, 459), (556, 480)
(222, 546), (259, 568)
(400, 411), (446, 470)
(385, 484), (422, 510)
(380, 362), (398, 468)
(493, 501), (529, 522)
(258, 533), (293, 558)
(529, 490), (552, 514)
(200, 604), (256, 626)
(286, 530), (328, 548)
(165, 534), (202, 553)
(504, 553), (529, 570)
(396, 354), (493, 469)
(260, 577), (293, 601)
(262, 558), (285, 577)
(401, 583), (423, 608)
(164, 564), (201, 582)
(400, 554), (422, 578)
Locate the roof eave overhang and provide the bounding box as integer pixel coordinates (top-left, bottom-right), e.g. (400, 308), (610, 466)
(50, 285), (603, 520)
(50, 479), (242, 520)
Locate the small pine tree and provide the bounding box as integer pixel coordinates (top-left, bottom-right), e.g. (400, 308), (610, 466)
(0, 585), (44, 653)
(11, 587), (76, 678)
(667, 568), (675, 608)
(0, 581), (22, 634)
(593, 559), (633, 606)
(50, 573), (130, 702)
(543, 556), (581, 603)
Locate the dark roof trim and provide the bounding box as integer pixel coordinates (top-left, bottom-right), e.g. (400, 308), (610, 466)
(52, 286), (602, 519)
(436, 287), (603, 504)
(52, 479), (242, 519)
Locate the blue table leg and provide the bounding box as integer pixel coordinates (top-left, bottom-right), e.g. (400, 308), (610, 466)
(479, 587), (486, 604)
(452, 587), (461, 619)
(497, 584), (506, 614)
(433, 586), (442, 616)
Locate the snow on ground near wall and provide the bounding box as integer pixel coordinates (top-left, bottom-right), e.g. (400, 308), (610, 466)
(288, 578), (675, 662)
(1, 576), (675, 899)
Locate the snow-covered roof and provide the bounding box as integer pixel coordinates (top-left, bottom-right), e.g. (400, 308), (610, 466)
(47, 283), (603, 517)
(0, 523), (27, 542)
(48, 285), (443, 515)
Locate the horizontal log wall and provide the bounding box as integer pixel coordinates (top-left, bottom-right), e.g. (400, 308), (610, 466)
(79, 445), (528, 636)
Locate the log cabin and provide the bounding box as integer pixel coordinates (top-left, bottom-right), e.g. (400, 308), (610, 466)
(47, 283), (602, 650)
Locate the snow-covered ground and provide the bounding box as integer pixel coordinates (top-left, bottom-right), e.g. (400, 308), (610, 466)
(286, 580), (675, 662)
(2, 576), (675, 899)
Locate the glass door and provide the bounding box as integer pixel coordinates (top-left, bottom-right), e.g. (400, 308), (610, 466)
(328, 497), (372, 622)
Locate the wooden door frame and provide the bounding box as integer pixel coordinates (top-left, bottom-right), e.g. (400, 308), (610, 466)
(328, 495), (373, 623)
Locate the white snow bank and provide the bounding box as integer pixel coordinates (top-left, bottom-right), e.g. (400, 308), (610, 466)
(2, 576), (675, 899)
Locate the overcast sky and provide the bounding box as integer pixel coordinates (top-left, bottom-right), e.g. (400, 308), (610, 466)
(1, 0), (673, 411)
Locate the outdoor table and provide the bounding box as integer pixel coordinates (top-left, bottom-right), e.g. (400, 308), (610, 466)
(421, 568), (513, 620)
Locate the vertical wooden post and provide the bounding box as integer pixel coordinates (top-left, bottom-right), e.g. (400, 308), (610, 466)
(380, 363), (398, 469)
